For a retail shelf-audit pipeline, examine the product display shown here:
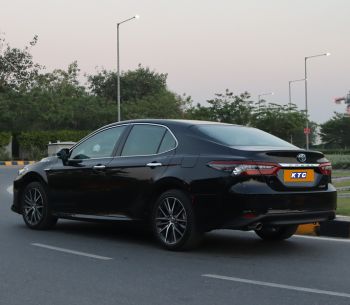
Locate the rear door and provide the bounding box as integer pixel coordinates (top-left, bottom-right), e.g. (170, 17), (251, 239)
(105, 124), (177, 216)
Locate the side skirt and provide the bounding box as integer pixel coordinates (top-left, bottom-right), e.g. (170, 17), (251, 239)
(52, 212), (138, 223)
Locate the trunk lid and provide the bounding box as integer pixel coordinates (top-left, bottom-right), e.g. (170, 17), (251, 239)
(231, 147), (331, 191)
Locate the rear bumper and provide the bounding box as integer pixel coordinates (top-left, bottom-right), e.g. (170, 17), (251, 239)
(222, 183), (337, 229)
(194, 182), (337, 231)
(222, 210), (336, 229)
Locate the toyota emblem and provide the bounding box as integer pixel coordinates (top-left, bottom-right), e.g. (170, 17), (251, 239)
(297, 153), (307, 163)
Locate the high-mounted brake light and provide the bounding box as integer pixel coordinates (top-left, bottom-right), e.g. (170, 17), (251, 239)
(207, 161), (280, 176)
(319, 162), (332, 176)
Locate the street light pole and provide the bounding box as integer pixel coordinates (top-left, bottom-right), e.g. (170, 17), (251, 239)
(288, 78), (306, 110)
(117, 15), (139, 122)
(304, 52), (330, 150)
(257, 92), (274, 110)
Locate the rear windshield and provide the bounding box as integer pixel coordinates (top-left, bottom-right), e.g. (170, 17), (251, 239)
(194, 125), (296, 148)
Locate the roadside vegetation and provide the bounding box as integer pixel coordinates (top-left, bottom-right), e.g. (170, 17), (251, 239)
(0, 34), (349, 161)
(332, 170), (350, 216)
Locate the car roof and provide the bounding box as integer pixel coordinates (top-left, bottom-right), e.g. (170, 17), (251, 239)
(102, 119), (240, 129)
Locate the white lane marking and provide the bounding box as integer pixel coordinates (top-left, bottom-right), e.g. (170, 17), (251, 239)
(293, 234), (350, 243)
(202, 274), (350, 299)
(6, 185), (13, 195)
(31, 243), (113, 260)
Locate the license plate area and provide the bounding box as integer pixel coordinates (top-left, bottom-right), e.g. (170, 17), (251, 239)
(283, 169), (315, 183)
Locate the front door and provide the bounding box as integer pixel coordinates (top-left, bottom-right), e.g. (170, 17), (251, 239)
(47, 125), (128, 214)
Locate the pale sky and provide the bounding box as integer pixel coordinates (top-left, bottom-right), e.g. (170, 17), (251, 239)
(1, 0), (349, 123)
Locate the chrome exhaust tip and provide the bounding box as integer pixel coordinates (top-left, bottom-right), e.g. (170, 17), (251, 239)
(255, 222), (263, 231)
(248, 222), (263, 231)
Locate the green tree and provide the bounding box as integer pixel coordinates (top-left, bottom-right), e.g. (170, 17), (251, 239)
(251, 102), (314, 147)
(88, 64), (168, 103)
(0, 62), (117, 131)
(186, 89), (254, 124)
(320, 113), (350, 148)
(122, 91), (188, 120)
(0, 35), (42, 92)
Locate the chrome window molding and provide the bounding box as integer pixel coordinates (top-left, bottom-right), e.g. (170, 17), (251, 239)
(69, 123), (178, 161)
(119, 123), (178, 158)
(69, 124), (130, 152)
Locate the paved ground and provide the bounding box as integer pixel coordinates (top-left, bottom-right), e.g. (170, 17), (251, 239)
(1, 166), (350, 305)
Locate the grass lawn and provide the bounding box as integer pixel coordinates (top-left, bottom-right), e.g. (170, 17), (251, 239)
(333, 180), (350, 188)
(328, 170), (350, 215)
(337, 197), (350, 216)
(332, 169), (350, 178)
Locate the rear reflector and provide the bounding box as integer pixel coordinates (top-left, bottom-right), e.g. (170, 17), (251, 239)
(207, 161), (280, 176)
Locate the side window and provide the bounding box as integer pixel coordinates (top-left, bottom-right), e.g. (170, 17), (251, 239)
(121, 125), (166, 156)
(70, 126), (126, 159)
(158, 130), (177, 153)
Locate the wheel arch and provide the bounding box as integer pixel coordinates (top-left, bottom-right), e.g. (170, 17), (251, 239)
(16, 172), (48, 206)
(144, 177), (191, 218)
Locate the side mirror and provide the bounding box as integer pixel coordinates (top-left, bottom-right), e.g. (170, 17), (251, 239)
(57, 148), (70, 164)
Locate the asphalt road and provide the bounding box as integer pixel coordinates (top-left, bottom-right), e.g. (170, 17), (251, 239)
(1, 166), (350, 305)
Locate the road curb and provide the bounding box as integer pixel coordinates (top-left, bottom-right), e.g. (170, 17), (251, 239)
(318, 216), (350, 238)
(297, 223), (318, 236)
(0, 161), (35, 166)
(296, 217), (350, 238)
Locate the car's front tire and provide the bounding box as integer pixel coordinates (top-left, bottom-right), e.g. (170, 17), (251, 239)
(21, 181), (57, 230)
(255, 224), (298, 241)
(151, 189), (202, 251)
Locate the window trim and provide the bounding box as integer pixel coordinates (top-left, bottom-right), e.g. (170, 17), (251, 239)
(69, 125), (129, 161)
(68, 123), (178, 160)
(118, 123), (178, 158)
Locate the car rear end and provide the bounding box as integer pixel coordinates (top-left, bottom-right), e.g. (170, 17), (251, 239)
(192, 124), (337, 231)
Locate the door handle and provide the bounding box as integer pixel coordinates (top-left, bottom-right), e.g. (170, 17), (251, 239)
(146, 162), (162, 167)
(93, 164), (106, 170)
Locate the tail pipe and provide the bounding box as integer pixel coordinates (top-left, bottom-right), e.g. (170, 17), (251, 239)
(248, 222), (263, 231)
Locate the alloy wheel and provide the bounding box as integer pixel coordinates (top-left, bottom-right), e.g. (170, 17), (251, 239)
(155, 197), (188, 245)
(23, 187), (44, 226)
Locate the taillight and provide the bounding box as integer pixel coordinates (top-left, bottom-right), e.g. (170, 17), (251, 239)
(207, 161), (280, 176)
(319, 162), (332, 176)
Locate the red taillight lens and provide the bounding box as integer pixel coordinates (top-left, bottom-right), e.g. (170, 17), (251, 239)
(319, 162), (332, 176)
(207, 161), (280, 176)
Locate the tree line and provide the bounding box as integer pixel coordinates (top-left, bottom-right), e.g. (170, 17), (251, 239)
(0, 35), (349, 156)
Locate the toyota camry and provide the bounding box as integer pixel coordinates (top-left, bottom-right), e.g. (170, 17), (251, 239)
(11, 119), (337, 250)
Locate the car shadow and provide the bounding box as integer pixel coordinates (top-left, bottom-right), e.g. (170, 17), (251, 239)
(26, 220), (322, 259)
(197, 230), (317, 258)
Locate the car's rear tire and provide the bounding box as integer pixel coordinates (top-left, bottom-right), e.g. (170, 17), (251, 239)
(21, 181), (57, 230)
(255, 224), (298, 241)
(151, 189), (202, 251)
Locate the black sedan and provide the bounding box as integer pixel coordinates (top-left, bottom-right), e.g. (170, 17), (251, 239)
(11, 119), (337, 250)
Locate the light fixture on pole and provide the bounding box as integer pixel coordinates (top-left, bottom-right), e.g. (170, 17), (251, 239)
(117, 15), (139, 122)
(288, 78), (306, 110)
(304, 52), (330, 150)
(257, 92), (274, 110)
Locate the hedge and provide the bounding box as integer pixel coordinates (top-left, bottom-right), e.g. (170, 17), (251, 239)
(319, 149), (350, 155)
(0, 132), (11, 160)
(0, 132), (11, 147)
(326, 154), (350, 169)
(17, 130), (90, 160)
